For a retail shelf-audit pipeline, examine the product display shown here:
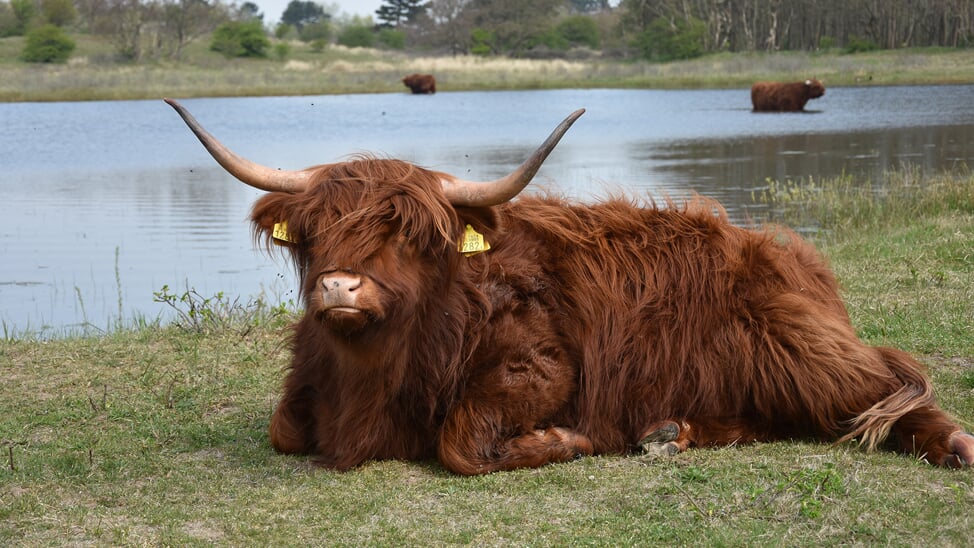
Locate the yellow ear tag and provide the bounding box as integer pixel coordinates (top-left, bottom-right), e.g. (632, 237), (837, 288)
(459, 224), (490, 257)
(272, 221), (297, 245)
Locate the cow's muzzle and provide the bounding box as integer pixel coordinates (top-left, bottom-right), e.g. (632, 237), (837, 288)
(319, 273), (362, 312)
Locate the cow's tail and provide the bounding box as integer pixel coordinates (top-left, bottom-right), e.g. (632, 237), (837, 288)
(837, 347), (937, 450)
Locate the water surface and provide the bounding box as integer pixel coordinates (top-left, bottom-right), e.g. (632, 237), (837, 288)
(2, 86), (972, 334)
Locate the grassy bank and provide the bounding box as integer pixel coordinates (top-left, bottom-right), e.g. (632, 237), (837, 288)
(2, 32), (973, 102)
(2, 168), (974, 544)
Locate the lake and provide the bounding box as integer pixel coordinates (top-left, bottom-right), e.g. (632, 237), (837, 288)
(2, 86), (973, 335)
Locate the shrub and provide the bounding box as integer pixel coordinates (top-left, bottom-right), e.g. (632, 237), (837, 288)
(818, 35), (836, 50)
(556, 15), (600, 49)
(210, 20), (270, 58)
(20, 24), (75, 63)
(470, 28), (494, 56)
(633, 16), (705, 62)
(274, 22), (295, 40)
(377, 28), (405, 50)
(845, 35), (879, 53)
(310, 39), (326, 52)
(298, 20), (331, 43)
(273, 42), (291, 60)
(40, 0), (76, 27)
(2, 0), (34, 36)
(337, 23), (374, 48)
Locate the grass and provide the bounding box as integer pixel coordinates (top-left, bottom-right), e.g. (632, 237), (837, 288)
(757, 167), (974, 357)
(2, 168), (974, 544)
(2, 32), (974, 102)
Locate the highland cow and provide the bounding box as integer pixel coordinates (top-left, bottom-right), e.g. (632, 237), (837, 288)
(165, 98), (973, 474)
(402, 73), (436, 94)
(751, 79), (826, 111)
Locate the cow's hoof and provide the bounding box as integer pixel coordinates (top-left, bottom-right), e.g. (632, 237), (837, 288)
(643, 441), (680, 457)
(942, 431), (974, 468)
(639, 421), (680, 457)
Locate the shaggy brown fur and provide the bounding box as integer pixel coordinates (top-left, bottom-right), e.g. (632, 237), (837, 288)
(751, 79), (826, 111)
(253, 157), (974, 474)
(402, 73), (436, 94)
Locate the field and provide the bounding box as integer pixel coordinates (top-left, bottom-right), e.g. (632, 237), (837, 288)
(2, 168), (974, 544)
(2, 33), (974, 102)
(3, 34), (974, 543)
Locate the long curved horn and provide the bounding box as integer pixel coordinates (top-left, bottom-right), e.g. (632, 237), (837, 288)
(442, 108), (585, 207)
(165, 98), (312, 193)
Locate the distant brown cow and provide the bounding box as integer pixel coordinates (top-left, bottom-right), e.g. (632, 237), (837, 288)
(751, 79), (825, 111)
(403, 73), (436, 94)
(165, 98), (974, 475)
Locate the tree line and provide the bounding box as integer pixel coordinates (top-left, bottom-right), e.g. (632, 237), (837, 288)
(2, 0), (972, 64)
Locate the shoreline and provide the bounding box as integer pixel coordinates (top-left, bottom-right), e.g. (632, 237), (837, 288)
(3, 47), (974, 103)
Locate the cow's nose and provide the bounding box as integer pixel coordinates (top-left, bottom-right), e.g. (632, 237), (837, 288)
(321, 273), (361, 293)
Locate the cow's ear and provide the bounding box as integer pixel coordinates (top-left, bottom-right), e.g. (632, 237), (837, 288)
(251, 193), (301, 249)
(454, 206), (502, 255)
(455, 206), (500, 236)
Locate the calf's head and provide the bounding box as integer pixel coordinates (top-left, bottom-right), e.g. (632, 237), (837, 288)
(165, 99), (583, 337)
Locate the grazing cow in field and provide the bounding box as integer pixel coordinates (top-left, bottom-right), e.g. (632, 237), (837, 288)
(165, 98), (974, 474)
(751, 79), (826, 111)
(402, 73), (436, 94)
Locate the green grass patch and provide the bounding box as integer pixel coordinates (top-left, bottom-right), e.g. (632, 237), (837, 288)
(3, 168), (974, 544)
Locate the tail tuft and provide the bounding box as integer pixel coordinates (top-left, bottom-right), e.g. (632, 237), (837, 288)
(837, 347), (935, 450)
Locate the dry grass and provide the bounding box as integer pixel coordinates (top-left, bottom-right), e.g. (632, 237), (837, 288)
(2, 33), (974, 101)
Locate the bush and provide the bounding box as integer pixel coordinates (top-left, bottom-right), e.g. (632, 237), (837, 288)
(1, 0), (34, 36)
(298, 20), (330, 43)
(377, 28), (405, 50)
(556, 15), (600, 49)
(470, 28), (494, 56)
(274, 22), (295, 40)
(818, 35), (836, 50)
(40, 0), (76, 27)
(845, 35), (880, 53)
(210, 20), (270, 58)
(20, 24), (75, 63)
(273, 42), (291, 60)
(0, 3), (20, 37)
(633, 16), (705, 62)
(336, 23), (374, 48)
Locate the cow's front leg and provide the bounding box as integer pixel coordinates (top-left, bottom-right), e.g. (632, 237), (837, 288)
(269, 384), (317, 455)
(438, 400), (593, 475)
(437, 349), (591, 475)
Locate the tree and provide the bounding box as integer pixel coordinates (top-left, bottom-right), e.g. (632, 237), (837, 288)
(633, 15), (706, 61)
(281, 0), (326, 31)
(0, 2), (21, 37)
(160, 0), (226, 60)
(238, 1), (262, 21)
(467, 0), (562, 56)
(8, 0), (35, 35)
(210, 19), (270, 57)
(98, 0), (154, 61)
(418, 0), (473, 54)
(556, 15), (600, 49)
(40, 0), (77, 27)
(567, 0), (608, 13)
(21, 23), (75, 62)
(375, 0), (427, 28)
